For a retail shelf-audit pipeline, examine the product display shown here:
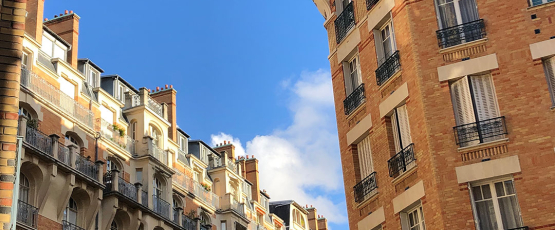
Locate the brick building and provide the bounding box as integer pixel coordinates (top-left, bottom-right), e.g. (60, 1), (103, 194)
(311, 0), (555, 229)
(14, 1), (329, 230)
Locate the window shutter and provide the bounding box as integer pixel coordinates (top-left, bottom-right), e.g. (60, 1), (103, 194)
(543, 57), (555, 105)
(357, 135), (373, 179)
(396, 105), (412, 149)
(343, 62), (353, 95)
(470, 74), (499, 121)
(450, 77), (476, 126)
(391, 109), (402, 153)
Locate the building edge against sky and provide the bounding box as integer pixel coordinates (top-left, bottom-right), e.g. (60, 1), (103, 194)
(311, 0), (555, 230)
(11, 1), (332, 230)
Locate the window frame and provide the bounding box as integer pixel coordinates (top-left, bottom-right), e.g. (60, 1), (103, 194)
(542, 57), (555, 106)
(343, 54), (363, 96)
(40, 33), (68, 61)
(406, 204), (426, 230)
(529, 0), (554, 7)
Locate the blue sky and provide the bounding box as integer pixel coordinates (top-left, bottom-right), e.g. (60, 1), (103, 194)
(45, 1), (347, 228)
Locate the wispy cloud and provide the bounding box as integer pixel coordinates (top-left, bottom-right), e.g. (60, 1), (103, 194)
(211, 69), (347, 224)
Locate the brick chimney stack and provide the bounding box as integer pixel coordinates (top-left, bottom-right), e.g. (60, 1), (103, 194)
(150, 87), (177, 142)
(243, 156), (260, 202)
(213, 141), (236, 159)
(306, 206), (319, 230)
(25, 0), (45, 43)
(44, 10), (80, 68)
(317, 216), (329, 230)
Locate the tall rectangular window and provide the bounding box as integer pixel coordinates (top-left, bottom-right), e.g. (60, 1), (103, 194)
(22, 52), (29, 69)
(470, 179), (524, 230)
(136, 168), (143, 183)
(374, 20), (397, 65)
(344, 55), (362, 96)
(89, 71), (98, 88)
(357, 135), (373, 179)
(392, 104), (412, 153)
(435, 0), (479, 29)
(401, 203), (426, 230)
(543, 57), (555, 106)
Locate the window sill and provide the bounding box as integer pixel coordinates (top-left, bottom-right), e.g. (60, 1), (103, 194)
(438, 38), (488, 54)
(337, 27), (356, 46)
(527, 1), (555, 11)
(345, 100), (367, 120)
(391, 164), (417, 185)
(457, 138), (509, 153)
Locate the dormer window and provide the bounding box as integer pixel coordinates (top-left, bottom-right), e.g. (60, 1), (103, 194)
(41, 33), (68, 61)
(88, 70), (98, 88)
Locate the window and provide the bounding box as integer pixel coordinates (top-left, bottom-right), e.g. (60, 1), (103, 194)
(374, 20), (397, 65)
(66, 134), (80, 147)
(149, 125), (161, 146)
(88, 70), (98, 88)
(543, 57), (555, 106)
(406, 205), (425, 230)
(343, 55), (362, 96)
(450, 74), (501, 146)
(118, 84), (125, 101)
(19, 173), (30, 203)
(100, 105), (114, 124)
(470, 179), (524, 230)
(131, 122), (137, 140)
(19, 107), (31, 119)
(337, 0), (352, 14)
(41, 34), (67, 60)
(391, 104), (412, 153)
(136, 168), (142, 183)
(64, 198), (78, 225)
(529, 0), (554, 7)
(153, 177), (163, 197)
(59, 77), (75, 99)
(180, 136), (186, 151)
(435, 0), (479, 29)
(221, 221), (227, 230)
(357, 135), (374, 179)
(22, 52), (29, 69)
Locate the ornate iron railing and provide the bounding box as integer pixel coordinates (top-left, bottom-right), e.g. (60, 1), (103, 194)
(58, 144), (71, 165)
(75, 154), (98, 181)
(153, 195), (171, 219)
(344, 83), (365, 115)
(63, 220), (85, 230)
(141, 190), (148, 206)
(118, 177), (138, 201)
(182, 214), (197, 230)
(151, 144), (167, 165)
(376, 51), (401, 86)
(173, 209), (180, 225)
(436, 19), (486, 49)
(387, 143), (416, 177)
(334, 1), (355, 44)
(20, 67), (94, 129)
(147, 97), (163, 117)
(453, 116), (507, 146)
(354, 172), (378, 203)
(366, 0), (380, 10)
(508, 227), (529, 230)
(177, 149), (187, 164)
(25, 127), (53, 156)
(17, 200), (38, 228)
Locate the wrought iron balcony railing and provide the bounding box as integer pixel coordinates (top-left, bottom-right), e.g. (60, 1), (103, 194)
(153, 195), (171, 219)
(58, 144), (71, 165)
(366, 0), (380, 10)
(376, 51), (401, 86)
(344, 84), (366, 115)
(335, 2), (355, 44)
(436, 19), (486, 49)
(387, 143), (416, 177)
(75, 154), (99, 181)
(354, 172), (378, 203)
(25, 127), (53, 156)
(141, 190), (148, 206)
(173, 209), (180, 225)
(17, 200), (38, 228)
(182, 214), (197, 230)
(150, 144), (168, 165)
(453, 116), (507, 147)
(63, 220), (85, 230)
(20, 67), (94, 129)
(118, 177), (138, 201)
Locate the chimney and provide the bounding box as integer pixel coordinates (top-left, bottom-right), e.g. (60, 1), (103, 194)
(243, 157), (260, 202)
(213, 141), (236, 159)
(43, 11), (80, 68)
(306, 206), (319, 230)
(317, 216), (329, 230)
(25, 0), (46, 43)
(150, 88), (178, 142)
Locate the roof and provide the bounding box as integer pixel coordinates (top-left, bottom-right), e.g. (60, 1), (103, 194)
(177, 128), (190, 138)
(270, 200), (308, 214)
(270, 201), (292, 226)
(101, 74), (139, 93)
(78, 58), (105, 73)
(42, 25), (72, 49)
(189, 140), (220, 156)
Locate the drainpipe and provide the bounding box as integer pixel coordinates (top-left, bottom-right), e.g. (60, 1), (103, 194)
(10, 136), (23, 230)
(94, 132), (101, 161)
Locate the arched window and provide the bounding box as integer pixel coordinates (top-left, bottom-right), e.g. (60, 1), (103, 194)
(65, 134), (80, 148)
(149, 124), (161, 146)
(19, 107), (31, 118)
(131, 122), (137, 140)
(64, 198), (78, 225)
(110, 221), (118, 230)
(153, 177), (163, 197)
(19, 173), (30, 203)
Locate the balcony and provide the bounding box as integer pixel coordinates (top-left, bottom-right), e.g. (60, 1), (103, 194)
(453, 116), (507, 147)
(75, 154), (99, 181)
(141, 190), (148, 206)
(62, 220), (85, 230)
(344, 83), (366, 115)
(153, 195), (171, 219)
(173, 171), (220, 209)
(177, 149), (188, 164)
(387, 143), (416, 177)
(99, 119), (136, 154)
(436, 19), (486, 49)
(334, 1), (355, 44)
(17, 200), (38, 229)
(366, 0), (380, 10)
(24, 126), (53, 156)
(376, 51), (401, 86)
(20, 67), (94, 129)
(103, 171), (138, 202)
(130, 94), (164, 118)
(354, 172), (377, 203)
(182, 214), (197, 230)
(150, 143), (168, 165)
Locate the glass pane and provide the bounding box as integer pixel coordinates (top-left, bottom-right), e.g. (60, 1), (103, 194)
(504, 181), (515, 195)
(458, 0), (479, 23)
(437, 1), (458, 28)
(409, 212), (416, 226)
(495, 182), (505, 197)
(481, 185), (492, 199)
(475, 200), (498, 230)
(498, 196), (523, 229)
(472, 186), (483, 200)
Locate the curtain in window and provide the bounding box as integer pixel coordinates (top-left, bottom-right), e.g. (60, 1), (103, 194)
(357, 135), (373, 179)
(436, 0), (458, 28)
(459, 0), (479, 23)
(496, 181), (523, 229)
(472, 185), (498, 230)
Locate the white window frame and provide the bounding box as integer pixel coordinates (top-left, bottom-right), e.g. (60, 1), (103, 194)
(343, 54), (362, 96)
(434, 0), (479, 29)
(469, 177), (524, 230)
(89, 70), (98, 88)
(22, 52), (29, 69)
(41, 33), (68, 60)
(543, 57), (555, 106)
(373, 17), (397, 66)
(406, 205), (426, 230)
(529, 0), (554, 7)
(379, 21), (396, 61)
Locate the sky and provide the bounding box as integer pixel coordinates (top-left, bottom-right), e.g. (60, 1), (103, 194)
(45, 1), (347, 229)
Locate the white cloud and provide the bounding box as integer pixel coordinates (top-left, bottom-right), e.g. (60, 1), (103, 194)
(210, 69), (347, 224)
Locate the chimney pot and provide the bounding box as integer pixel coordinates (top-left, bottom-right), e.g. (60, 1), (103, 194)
(59, 13), (63, 16)
(252, 155), (254, 158)
(70, 10), (74, 14)
(44, 18), (48, 21)
(170, 85), (173, 88)
(54, 15), (58, 18)
(148, 89), (151, 93)
(156, 86), (160, 91)
(165, 84), (168, 89)
(65, 10), (68, 14)
(247, 155), (249, 159)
